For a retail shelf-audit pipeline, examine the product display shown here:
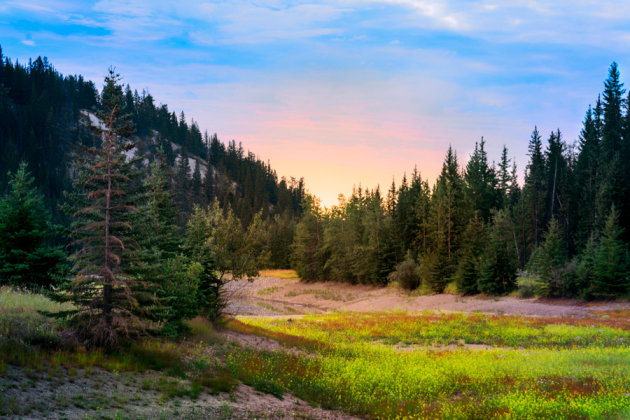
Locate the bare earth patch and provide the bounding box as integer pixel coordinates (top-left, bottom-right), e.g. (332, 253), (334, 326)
(224, 276), (630, 317)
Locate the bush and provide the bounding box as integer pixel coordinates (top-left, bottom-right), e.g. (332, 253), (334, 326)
(516, 271), (546, 298)
(159, 257), (201, 337)
(388, 254), (421, 291)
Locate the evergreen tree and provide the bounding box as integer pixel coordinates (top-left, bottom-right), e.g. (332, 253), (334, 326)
(574, 107), (601, 249)
(523, 126), (547, 255)
(0, 162), (66, 288)
(191, 159), (203, 206)
(589, 206), (629, 299)
(58, 69), (143, 349)
(454, 216), (485, 295)
(599, 63), (627, 237)
(184, 206), (221, 320)
(291, 196), (325, 280)
(464, 138), (498, 222)
(497, 145), (512, 208)
(478, 210), (518, 294)
(529, 217), (567, 297)
(428, 146), (468, 290)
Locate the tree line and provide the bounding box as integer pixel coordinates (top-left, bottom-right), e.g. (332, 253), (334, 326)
(292, 63), (630, 300)
(1, 55), (629, 349)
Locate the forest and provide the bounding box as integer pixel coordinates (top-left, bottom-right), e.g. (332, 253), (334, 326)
(0, 49), (629, 349)
(291, 63), (630, 301)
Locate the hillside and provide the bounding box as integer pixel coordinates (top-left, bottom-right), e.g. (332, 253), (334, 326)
(0, 48), (305, 232)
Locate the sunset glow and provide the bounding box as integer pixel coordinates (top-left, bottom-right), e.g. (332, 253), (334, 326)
(3, 1), (629, 204)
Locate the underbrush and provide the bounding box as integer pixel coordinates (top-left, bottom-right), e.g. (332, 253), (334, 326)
(0, 288), (241, 411)
(228, 311), (630, 419)
(0, 286), (73, 347)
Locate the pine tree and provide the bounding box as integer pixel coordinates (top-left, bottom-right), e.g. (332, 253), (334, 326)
(428, 146), (468, 289)
(574, 107), (601, 249)
(454, 216), (485, 295)
(464, 137), (498, 222)
(0, 162), (66, 288)
(599, 63), (626, 236)
(589, 206), (629, 299)
(184, 206), (221, 320)
(523, 126), (547, 255)
(477, 209), (518, 295)
(291, 195), (325, 280)
(59, 69), (143, 349)
(529, 217), (567, 297)
(497, 145), (511, 208)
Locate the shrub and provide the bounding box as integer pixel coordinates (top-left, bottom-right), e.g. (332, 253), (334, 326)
(516, 271), (546, 298)
(388, 253), (421, 291)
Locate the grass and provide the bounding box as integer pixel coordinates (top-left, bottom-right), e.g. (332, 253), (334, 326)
(226, 311), (630, 419)
(257, 286), (282, 295)
(0, 286), (73, 347)
(258, 269), (300, 279)
(285, 288), (352, 301)
(0, 288), (240, 413)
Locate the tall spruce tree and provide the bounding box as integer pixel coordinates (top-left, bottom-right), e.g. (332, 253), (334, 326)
(574, 107), (601, 249)
(60, 69), (143, 349)
(599, 63), (626, 236)
(478, 209), (518, 295)
(523, 126), (547, 255)
(428, 146), (467, 290)
(464, 138), (498, 222)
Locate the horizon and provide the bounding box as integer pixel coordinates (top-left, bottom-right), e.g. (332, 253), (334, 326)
(2, 1), (629, 207)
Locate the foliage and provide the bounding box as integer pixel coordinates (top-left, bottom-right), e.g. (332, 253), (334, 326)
(387, 252), (421, 290)
(477, 210), (518, 295)
(454, 216), (485, 294)
(0, 162), (66, 289)
(291, 196), (325, 281)
(184, 206), (222, 320)
(55, 69), (145, 349)
(528, 218), (567, 297)
(157, 257), (201, 337)
(588, 207), (630, 299)
(229, 312), (630, 420)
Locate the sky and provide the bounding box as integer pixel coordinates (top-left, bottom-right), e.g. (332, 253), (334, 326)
(1, 1), (629, 207)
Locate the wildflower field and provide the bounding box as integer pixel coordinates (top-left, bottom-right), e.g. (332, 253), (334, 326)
(226, 311), (630, 419)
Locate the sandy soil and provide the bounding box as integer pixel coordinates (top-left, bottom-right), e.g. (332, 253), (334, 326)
(224, 276), (630, 318)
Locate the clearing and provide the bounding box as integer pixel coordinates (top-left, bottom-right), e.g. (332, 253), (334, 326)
(2, 273), (629, 419)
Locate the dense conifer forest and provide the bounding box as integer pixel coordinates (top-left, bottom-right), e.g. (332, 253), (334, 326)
(292, 63), (630, 300)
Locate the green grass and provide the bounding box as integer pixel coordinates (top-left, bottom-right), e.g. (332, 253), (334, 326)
(258, 269), (300, 279)
(257, 286), (282, 295)
(0, 289), (240, 405)
(0, 286), (73, 347)
(226, 312), (630, 419)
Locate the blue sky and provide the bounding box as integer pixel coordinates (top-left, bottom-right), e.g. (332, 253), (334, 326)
(2, 0), (629, 206)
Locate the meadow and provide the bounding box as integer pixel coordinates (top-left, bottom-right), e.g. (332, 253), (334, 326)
(2, 285), (630, 419)
(226, 311), (630, 419)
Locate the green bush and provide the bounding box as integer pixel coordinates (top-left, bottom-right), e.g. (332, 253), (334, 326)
(388, 253), (421, 291)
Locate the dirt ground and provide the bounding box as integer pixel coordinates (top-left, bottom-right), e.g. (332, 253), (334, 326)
(1, 362), (357, 420)
(224, 276), (630, 318)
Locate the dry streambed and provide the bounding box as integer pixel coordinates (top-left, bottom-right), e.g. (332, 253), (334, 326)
(224, 275), (630, 317)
